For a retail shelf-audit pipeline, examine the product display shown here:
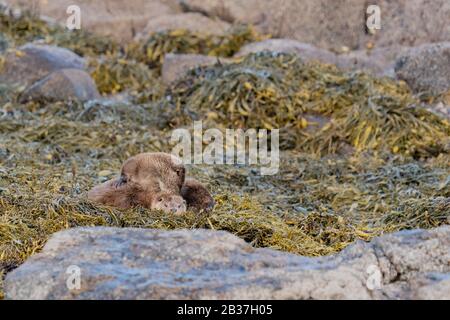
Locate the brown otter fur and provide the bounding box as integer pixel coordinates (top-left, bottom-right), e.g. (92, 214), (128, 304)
(88, 152), (214, 213)
(119, 152), (185, 194)
(87, 178), (143, 209)
(88, 152), (185, 209)
(181, 178), (215, 212)
(151, 192), (187, 215)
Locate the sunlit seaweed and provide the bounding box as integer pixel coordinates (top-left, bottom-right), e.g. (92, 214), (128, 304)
(127, 25), (266, 71)
(89, 55), (163, 97)
(169, 52), (450, 155)
(0, 4), (118, 57)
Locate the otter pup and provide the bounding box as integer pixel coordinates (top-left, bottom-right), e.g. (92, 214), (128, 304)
(88, 152), (214, 212)
(151, 192), (187, 215)
(181, 178), (215, 212)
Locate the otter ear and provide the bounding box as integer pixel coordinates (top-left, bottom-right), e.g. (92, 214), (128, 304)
(175, 166), (185, 185)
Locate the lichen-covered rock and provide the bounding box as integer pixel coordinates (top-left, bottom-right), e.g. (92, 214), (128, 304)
(395, 42), (450, 94)
(234, 39), (338, 65)
(4, 226), (450, 300)
(0, 44), (86, 87)
(19, 68), (100, 103)
(137, 13), (230, 40)
(162, 53), (230, 84)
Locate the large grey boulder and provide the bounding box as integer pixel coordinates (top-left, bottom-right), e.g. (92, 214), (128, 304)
(19, 69), (100, 103)
(395, 42), (450, 94)
(4, 226), (450, 300)
(0, 44), (86, 87)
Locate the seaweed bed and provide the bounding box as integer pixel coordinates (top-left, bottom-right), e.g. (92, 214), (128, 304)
(0, 7), (450, 298)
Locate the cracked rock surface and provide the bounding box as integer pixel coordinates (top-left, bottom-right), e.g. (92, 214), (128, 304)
(4, 226), (450, 299)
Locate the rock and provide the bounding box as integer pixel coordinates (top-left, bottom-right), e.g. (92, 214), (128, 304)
(5, 0), (450, 49)
(180, 0), (362, 51)
(2, 0), (182, 42)
(0, 44), (86, 87)
(19, 69), (100, 103)
(5, 226), (450, 299)
(234, 40), (409, 77)
(367, 0), (450, 48)
(431, 102), (450, 120)
(336, 46), (410, 77)
(234, 39), (338, 65)
(137, 13), (230, 39)
(179, 0), (450, 51)
(395, 42), (450, 94)
(414, 274), (450, 300)
(179, 0), (280, 26)
(162, 53), (230, 84)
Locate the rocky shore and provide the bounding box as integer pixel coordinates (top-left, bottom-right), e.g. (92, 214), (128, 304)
(0, 0), (449, 300)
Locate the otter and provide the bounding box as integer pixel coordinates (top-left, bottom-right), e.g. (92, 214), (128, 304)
(88, 152), (185, 209)
(88, 152), (214, 212)
(151, 192), (187, 215)
(181, 178), (215, 212)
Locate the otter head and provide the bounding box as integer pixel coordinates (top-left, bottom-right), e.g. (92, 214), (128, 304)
(151, 192), (187, 215)
(117, 152), (185, 193)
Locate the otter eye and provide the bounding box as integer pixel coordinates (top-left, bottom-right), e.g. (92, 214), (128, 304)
(158, 197), (163, 202)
